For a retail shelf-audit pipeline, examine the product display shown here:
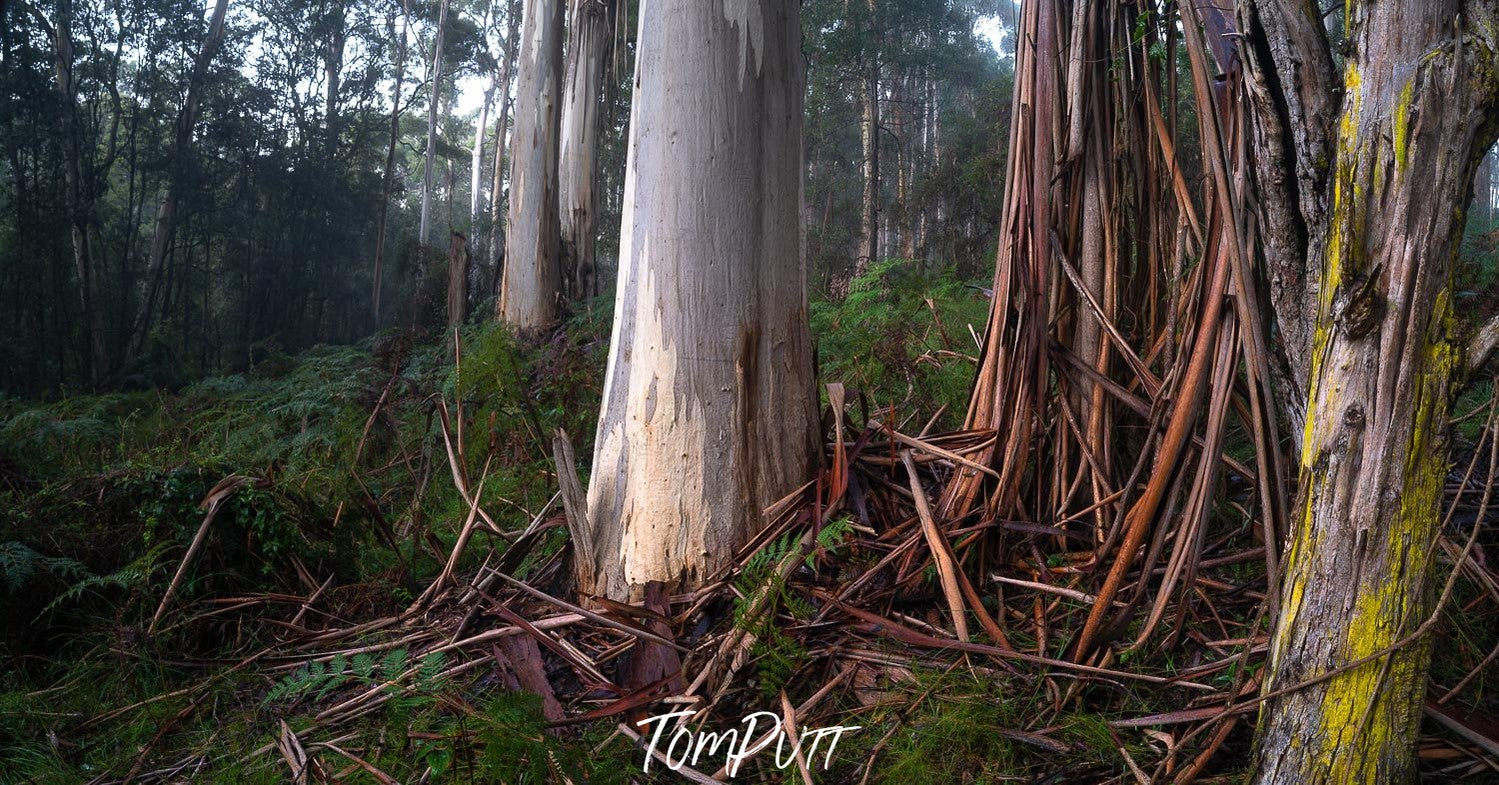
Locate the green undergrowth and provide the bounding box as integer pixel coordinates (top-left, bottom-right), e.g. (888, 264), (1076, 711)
(0, 272), (997, 783)
(812, 260), (990, 430)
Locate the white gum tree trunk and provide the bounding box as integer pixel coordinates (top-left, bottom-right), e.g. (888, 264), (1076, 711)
(582, 0), (819, 602)
(418, 0), (449, 246)
(558, 0), (612, 300)
(497, 0), (563, 327)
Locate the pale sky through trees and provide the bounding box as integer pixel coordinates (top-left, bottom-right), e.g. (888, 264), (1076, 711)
(447, 13), (1010, 118)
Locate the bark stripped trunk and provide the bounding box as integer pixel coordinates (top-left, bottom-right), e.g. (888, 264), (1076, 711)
(498, 0), (563, 328)
(418, 0), (449, 246)
(447, 231), (468, 328)
(1251, 3), (1499, 782)
(470, 85), (493, 226)
(583, 0), (818, 601)
(558, 0), (612, 301)
(372, 0), (411, 323)
(130, 0), (231, 364)
(468, 0), (495, 228)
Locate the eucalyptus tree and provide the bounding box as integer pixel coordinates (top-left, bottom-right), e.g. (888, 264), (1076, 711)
(496, 0), (563, 328)
(485, 0), (521, 277)
(130, 0), (231, 364)
(1239, 2), (1499, 781)
(582, 0), (818, 601)
(418, 0), (450, 246)
(15, 0), (110, 386)
(557, 0), (615, 300)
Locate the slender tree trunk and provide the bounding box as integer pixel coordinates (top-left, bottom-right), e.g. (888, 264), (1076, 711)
(487, 1), (521, 284)
(497, 0), (563, 328)
(130, 0), (231, 365)
(471, 85), (493, 226)
(558, 0), (613, 301)
(1476, 145), (1494, 224)
(447, 231), (468, 328)
(419, 0), (450, 246)
(583, 0), (818, 601)
(1251, 3), (1499, 782)
(372, 0), (412, 323)
(855, 0), (879, 277)
(324, 3), (344, 162)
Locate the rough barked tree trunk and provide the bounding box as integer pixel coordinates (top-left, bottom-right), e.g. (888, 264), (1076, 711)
(497, 0), (563, 328)
(418, 0), (449, 246)
(583, 0), (818, 602)
(558, 0), (612, 301)
(1251, 3), (1499, 782)
(1237, 0), (1338, 449)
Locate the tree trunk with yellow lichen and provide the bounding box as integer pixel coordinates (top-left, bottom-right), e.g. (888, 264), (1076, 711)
(1250, 2), (1499, 782)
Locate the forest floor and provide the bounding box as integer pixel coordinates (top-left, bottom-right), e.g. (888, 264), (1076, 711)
(3, 263), (1498, 784)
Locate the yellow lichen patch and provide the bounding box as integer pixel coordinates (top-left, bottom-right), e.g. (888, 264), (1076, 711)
(1393, 79), (1415, 171)
(1313, 289), (1455, 779)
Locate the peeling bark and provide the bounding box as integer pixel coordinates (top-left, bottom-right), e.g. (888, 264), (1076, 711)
(584, 0), (818, 602)
(1237, 0), (1338, 448)
(558, 0), (613, 300)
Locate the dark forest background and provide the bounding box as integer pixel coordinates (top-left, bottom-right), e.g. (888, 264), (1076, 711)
(1, 0), (1015, 396)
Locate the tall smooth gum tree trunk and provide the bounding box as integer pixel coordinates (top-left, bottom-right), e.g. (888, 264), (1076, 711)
(583, 0), (819, 602)
(1251, 3), (1499, 782)
(558, 0), (612, 300)
(418, 0), (449, 246)
(497, 0), (563, 328)
(487, 0), (521, 281)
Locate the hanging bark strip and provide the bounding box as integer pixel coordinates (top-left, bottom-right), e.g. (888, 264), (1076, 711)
(940, 0), (1291, 667)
